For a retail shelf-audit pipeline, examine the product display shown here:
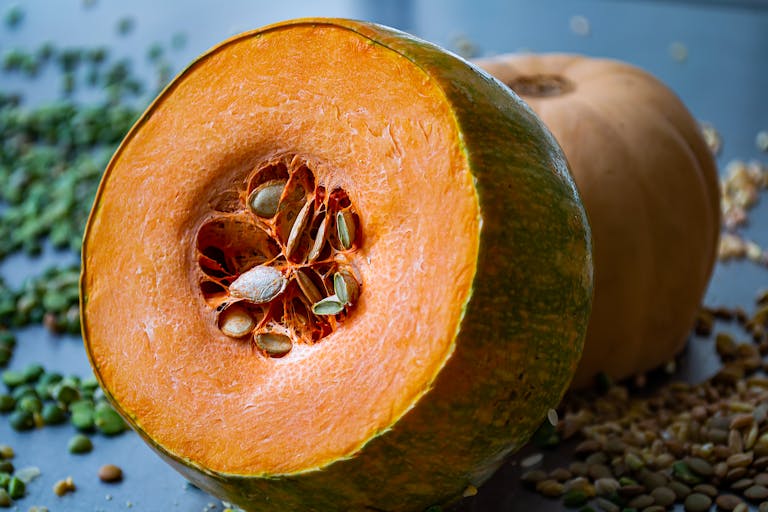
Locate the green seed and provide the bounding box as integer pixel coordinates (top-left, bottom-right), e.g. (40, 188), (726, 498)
(94, 406), (126, 435)
(0, 348), (11, 367)
(0, 472), (9, 488)
(1, 370), (25, 388)
(3, 5), (24, 29)
(0, 395), (14, 412)
(70, 407), (94, 431)
(8, 410), (34, 431)
(6, 477), (23, 499)
(16, 395), (42, 414)
(40, 403), (66, 425)
(0, 333), (16, 350)
(312, 295), (345, 316)
(336, 210), (356, 250)
(248, 180), (286, 218)
(333, 271), (359, 306)
(562, 489), (588, 507)
(67, 434), (93, 454)
(11, 384), (36, 401)
(0, 463), (11, 475)
(53, 383), (79, 405)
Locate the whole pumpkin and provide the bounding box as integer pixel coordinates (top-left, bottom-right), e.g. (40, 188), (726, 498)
(474, 53), (720, 389)
(81, 21), (592, 511)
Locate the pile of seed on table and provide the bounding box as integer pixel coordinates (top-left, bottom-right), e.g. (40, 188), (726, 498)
(519, 265), (768, 510)
(0, 2), (187, 507)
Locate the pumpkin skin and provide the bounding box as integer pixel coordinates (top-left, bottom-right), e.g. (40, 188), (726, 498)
(81, 20), (592, 511)
(474, 53), (720, 389)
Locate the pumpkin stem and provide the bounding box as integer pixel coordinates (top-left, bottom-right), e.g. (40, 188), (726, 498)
(505, 74), (574, 98)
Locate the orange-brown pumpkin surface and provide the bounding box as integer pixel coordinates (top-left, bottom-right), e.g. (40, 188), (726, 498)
(474, 53), (720, 389)
(81, 20), (592, 511)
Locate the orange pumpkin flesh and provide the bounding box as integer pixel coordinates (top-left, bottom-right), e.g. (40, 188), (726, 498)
(474, 53), (720, 389)
(82, 20), (593, 510)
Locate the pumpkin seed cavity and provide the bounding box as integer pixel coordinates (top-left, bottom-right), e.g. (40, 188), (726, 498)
(196, 156), (362, 357)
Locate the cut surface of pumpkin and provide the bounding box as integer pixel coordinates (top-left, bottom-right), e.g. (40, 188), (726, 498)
(82, 19), (592, 511)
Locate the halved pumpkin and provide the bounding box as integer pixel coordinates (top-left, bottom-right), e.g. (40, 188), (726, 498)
(81, 19), (592, 511)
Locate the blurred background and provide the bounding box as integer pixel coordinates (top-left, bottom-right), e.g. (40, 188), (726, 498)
(0, 1), (766, 510)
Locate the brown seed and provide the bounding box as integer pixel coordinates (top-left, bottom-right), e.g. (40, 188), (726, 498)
(588, 463), (613, 480)
(569, 461), (589, 477)
(618, 484), (646, 498)
(548, 467), (572, 482)
(727, 467), (749, 482)
(728, 452), (755, 468)
(759, 501), (768, 512)
(692, 483), (718, 497)
(730, 413), (755, 429)
(686, 456), (714, 477)
(98, 464), (122, 483)
(563, 476), (593, 496)
(684, 492), (712, 512)
(535, 479), (564, 497)
(731, 478), (755, 491)
(585, 451), (608, 465)
(668, 480), (692, 499)
(716, 494), (745, 511)
(755, 473), (768, 486)
(714, 461), (730, 479)
(708, 427), (730, 444)
(755, 457), (768, 470)
(729, 429), (745, 453)
(745, 484), (768, 501)
(627, 493), (653, 509)
(642, 506), (665, 512)
(575, 439), (602, 456)
(650, 486), (676, 507)
(637, 468), (668, 490)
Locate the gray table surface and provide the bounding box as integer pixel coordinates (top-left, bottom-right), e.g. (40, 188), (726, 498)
(0, 0), (766, 510)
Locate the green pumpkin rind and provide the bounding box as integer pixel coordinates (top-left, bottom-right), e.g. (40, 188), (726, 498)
(82, 18), (592, 512)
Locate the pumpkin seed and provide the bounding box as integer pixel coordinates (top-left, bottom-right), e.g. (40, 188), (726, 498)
(94, 405), (126, 435)
(286, 199), (313, 260)
(248, 179), (287, 218)
(7, 477), (23, 499)
(307, 216), (328, 263)
(67, 434), (93, 454)
(312, 295), (345, 316)
(218, 304), (255, 338)
(336, 210), (356, 250)
(40, 402), (66, 425)
(294, 269), (323, 305)
(333, 271), (359, 306)
(254, 332), (292, 357)
(229, 265), (286, 304)
(8, 410), (34, 431)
